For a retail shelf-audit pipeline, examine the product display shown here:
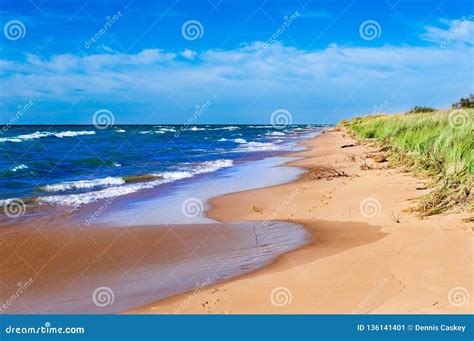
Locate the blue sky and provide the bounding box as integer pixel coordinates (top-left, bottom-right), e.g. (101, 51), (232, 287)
(0, 0), (472, 124)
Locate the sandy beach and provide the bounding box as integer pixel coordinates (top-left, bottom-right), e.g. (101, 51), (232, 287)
(131, 129), (473, 314)
(1, 129), (471, 314)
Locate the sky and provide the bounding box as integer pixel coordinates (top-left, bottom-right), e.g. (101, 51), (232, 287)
(0, 0), (472, 124)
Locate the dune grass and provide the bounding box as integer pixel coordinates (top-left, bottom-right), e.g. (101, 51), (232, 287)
(340, 109), (473, 216)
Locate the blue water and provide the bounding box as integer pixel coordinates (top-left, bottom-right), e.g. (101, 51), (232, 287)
(0, 125), (323, 208)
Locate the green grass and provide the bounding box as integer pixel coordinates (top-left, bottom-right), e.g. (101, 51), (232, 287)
(340, 109), (473, 216)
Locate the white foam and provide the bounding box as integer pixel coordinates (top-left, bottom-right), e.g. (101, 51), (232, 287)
(0, 137), (22, 143)
(115, 129), (126, 133)
(214, 126), (240, 131)
(267, 131), (286, 136)
(155, 171), (194, 181)
(54, 131), (96, 138)
(40, 176), (125, 192)
(1, 130), (96, 142)
(0, 198), (15, 207)
(39, 159), (234, 207)
(41, 183), (156, 207)
(185, 127), (206, 131)
(234, 138), (247, 144)
(17, 131), (53, 139)
(238, 141), (280, 152)
(10, 164), (28, 172)
(193, 159), (233, 174)
(158, 128), (177, 133)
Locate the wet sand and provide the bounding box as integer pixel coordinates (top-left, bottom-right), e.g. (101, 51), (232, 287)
(0, 219), (307, 313)
(131, 129), (473, 314)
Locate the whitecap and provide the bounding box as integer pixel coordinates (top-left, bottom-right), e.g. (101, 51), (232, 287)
(39, 159), (234, 207)
(0, 138), (22, 143)
(238, 141), (280, 152)
(158, 128), (177, 133)
(40, 176), (125, 192)
(10, 164), (28, 172)
(267, 131), (286, 136)
(54, 131), (96, 138)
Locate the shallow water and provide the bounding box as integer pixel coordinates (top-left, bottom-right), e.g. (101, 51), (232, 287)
(1, 220), (309, 314)
(93, 156), (305, 226)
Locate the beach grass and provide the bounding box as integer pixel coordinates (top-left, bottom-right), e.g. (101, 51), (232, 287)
(340, 109), (473, 216)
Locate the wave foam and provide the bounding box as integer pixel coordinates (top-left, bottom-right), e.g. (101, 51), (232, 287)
(234, 138), (247, 143)
(238, 141), (280, 152)
(40, 176), (125, 192)
(54, 131), (96, 138)
(158, 128), (177, 133)
(39, 159), (234, 207)
(267, 131), (286, 136)
(0, 130), (96, 143)
(10, 164), (28, 172)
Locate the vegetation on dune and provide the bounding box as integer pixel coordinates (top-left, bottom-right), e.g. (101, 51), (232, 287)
(340, 108), (473, 216)
(452, 94), (474, 109)
(407, 105), (435, 114)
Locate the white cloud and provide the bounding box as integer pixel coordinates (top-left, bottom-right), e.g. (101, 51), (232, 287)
(1, 19), (472, 123)
(181, 49), (197, 60)
(421, 17), (474, 47)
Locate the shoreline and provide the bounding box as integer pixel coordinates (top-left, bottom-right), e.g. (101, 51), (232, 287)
(0, 132), (319, 313)
(130, 128), (472, 314)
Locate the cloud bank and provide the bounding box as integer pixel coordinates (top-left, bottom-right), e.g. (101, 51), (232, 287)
(1, 19), (472, 124)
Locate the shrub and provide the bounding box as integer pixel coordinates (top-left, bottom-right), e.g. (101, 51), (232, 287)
(407, 106), (436, 114)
